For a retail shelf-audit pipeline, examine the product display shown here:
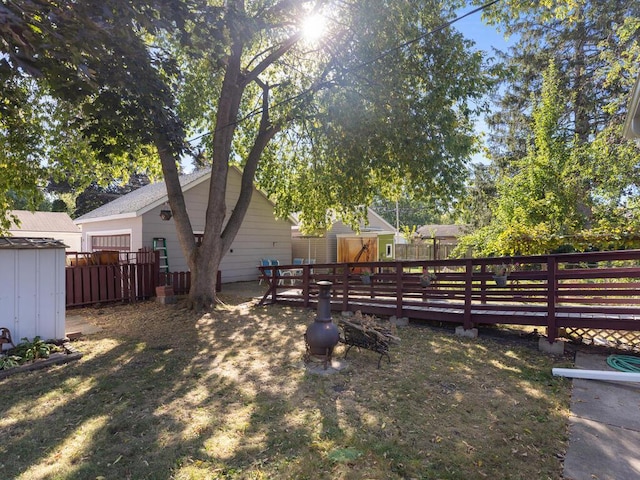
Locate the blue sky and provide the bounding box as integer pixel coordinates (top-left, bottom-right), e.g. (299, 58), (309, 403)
(454, 7), (513, 56)
(453, 7), (516, 164)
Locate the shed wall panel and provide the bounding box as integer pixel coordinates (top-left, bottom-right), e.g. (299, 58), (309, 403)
(0, 251), (17, 348)
(16, 250), (38, 340)
(0, 246), (65, 347)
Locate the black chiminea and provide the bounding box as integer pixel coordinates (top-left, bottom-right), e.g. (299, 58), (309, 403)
(304, 281), (339, 369)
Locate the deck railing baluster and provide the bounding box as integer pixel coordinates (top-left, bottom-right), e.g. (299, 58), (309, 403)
(269, 251), (640, 346)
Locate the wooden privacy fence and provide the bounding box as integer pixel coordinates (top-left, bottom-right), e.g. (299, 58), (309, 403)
(395, 242), (458, 261)
(65, 250), (160, 307)
(159, 271), (191, 295)
(157, 270), (221, 294)
(260, 250), (640, 344)
(66, 250), (222, 307)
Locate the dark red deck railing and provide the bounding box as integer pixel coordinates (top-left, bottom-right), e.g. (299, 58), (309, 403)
(259, 250), (640, 342)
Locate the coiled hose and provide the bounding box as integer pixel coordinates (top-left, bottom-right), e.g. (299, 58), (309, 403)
(606, 354), (640, 373)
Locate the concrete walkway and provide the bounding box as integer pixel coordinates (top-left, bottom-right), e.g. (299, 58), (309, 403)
(65, 313), (102, 337)
(563, 351), (640, 480)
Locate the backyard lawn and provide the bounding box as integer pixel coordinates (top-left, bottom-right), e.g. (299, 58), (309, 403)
(0, 286), (572, 479)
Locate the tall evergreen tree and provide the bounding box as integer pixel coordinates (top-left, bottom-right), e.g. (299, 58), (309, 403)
(483, 1), (640, 167)
(457, 0), (640, 255)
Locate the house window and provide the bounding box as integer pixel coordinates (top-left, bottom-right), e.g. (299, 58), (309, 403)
(386, 244), (393, 257)
(195, 234), (204, 246)
(91, 234), (131, 252)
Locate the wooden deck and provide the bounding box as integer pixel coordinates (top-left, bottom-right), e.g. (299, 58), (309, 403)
(259, 250), (640, 343)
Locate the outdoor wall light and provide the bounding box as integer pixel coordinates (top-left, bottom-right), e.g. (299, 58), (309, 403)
(160, 209), (172, 221)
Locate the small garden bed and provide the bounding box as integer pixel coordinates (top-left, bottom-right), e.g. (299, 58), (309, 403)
(0, 337), (82, 379)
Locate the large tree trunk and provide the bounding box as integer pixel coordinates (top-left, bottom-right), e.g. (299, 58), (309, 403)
(154, 132), (197, 269)
(185, 6), (246, 310)
(572, 12), (594, 228)
(162, 1), (299, 310)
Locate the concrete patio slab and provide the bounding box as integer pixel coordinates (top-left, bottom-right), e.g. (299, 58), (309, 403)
(563, 351), (640, 480)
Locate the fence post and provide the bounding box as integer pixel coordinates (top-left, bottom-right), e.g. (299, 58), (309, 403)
(395, 262), (403, 318)
(480, 263), (487, 304)
(153, 249), (161, 290)
(342, 266), (350, 312)
(463, 259), (473, 330)
(547, 256), (557, 342)
(303, 265), (310, 308)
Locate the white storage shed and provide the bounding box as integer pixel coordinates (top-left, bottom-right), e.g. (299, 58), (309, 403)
(0, 237), (66, 350)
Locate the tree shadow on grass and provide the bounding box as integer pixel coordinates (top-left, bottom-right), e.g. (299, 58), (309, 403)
(0, 301), (334, 478)
(0, 300), (571, 479)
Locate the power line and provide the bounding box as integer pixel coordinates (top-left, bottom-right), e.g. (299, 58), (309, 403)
(359, 0), (501, 69)
(187, 0), (502, 145)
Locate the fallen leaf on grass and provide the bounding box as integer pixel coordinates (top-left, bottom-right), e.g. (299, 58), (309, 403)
(328, 448), (362, 463)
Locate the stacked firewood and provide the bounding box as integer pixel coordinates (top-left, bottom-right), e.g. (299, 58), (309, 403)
(339, 311), (401, 344)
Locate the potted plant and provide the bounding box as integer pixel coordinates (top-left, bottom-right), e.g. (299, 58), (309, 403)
(420, 268), (437, 287)
(360, 270), (373, 285)
(492, 263), (511, 287)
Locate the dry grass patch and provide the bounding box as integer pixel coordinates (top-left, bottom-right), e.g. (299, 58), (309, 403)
(0, 289), (572, 479)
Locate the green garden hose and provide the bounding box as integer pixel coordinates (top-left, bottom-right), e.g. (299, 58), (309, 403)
(606, 354), (640, 373)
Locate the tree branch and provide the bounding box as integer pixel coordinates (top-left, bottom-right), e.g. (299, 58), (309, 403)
(222, 80), (280, 251)
(153, 131), (197, 268)
(240, 31), (302, 88)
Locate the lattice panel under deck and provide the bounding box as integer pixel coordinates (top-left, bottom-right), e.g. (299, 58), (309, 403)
(561, 328), (640, 352)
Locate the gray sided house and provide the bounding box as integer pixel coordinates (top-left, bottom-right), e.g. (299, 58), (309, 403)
(75, 167), (293, 283)
(292, 208), (396, 264)
(8, 210), (81, 251)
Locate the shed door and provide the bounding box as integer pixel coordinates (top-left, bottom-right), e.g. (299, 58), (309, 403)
(337, 237), (377, 264)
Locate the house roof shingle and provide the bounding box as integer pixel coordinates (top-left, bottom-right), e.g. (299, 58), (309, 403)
(74, 169), (211, 222)
(0, 237), (67, 249)
(417, 224), (466, 239)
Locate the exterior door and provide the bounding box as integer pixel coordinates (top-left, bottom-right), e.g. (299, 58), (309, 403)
(337, 237), (377, 264)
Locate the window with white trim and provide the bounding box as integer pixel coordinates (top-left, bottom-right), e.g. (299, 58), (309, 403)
(91, 234), (131, 252)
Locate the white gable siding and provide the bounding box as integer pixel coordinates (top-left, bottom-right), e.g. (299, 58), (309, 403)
(366, 210), (396, 231)
(139, 169), (291, 282)
(220, 169), (292, 282)
(141, 205), (186, 271)
(79, 217), (143, 252)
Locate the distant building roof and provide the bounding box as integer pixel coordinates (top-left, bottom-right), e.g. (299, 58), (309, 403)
(9, 210), (80, 233)
(417, 224), (467, 239)
(291, 207), (395, 233)
(75, 169), (211, 223)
